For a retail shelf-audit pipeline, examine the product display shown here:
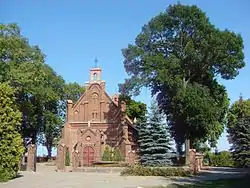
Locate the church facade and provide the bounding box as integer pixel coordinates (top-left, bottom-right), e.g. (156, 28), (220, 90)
(57, 67), (138, 167)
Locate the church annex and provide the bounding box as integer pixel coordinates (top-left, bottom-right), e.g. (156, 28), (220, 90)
(57, 67), (138, 169)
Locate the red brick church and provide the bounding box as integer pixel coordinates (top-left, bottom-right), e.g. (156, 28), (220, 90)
(57, 66), (138, 168)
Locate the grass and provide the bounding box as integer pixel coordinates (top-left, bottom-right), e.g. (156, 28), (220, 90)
(154, 175), (250, 188)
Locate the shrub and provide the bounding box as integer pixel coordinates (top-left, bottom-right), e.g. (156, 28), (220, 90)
(93, 161), (129, 167)
(113, 148), (124, 161)
(120, 165), (192, 177)
(209, 151), (235, 167)
(102, 146), (125, 162)
(65, 150), (70, 166)
(0, 83), (24, 182)
(0, 166), (17, 182)
(102, 146), (111, 161)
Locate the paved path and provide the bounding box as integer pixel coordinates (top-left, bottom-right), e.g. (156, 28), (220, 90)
(0, 171), (172, 188)
(0, 165), (248, 188)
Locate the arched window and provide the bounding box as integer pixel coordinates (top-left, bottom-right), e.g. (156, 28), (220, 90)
(93, 73), (97, 81)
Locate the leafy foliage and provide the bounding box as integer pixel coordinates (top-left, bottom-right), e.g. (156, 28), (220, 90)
(0, 83), (24, 182)
(64, 82), (85, 104)
(0, 23), (46, 143)
(208, 151), (235, 167)
(119, 94), (147, 123)
(119, 4), (244, 148)
(60, 82), (85, 122)
(120, 165), (191, 177)
(42, 79), (85, 158)
(0, 23), (86, 157)
(113, 148), (124, 161)
(102, 146), (124, 161)
(102, 146), (111, 161)
(65, 149), (70, 166)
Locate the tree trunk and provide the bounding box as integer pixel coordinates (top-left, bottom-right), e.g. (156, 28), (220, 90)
(46, 145), (52, 160)
(185, 138), (190, 165)
(31, 132), (37, 144)
(183, 78), (190, 166)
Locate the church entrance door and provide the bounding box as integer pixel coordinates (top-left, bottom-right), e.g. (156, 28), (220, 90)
(83, 146), (94, 166)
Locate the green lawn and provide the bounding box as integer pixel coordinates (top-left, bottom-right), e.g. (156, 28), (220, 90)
(154, 176), (250, 188)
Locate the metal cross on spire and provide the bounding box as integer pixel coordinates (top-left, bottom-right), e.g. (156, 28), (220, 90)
(94, 57), (98, 68)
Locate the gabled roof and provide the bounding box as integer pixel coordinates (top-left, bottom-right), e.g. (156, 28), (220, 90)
(68, 82), (136, 130)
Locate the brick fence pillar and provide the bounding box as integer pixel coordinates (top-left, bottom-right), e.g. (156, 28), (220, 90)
(27, 144), (37, 172)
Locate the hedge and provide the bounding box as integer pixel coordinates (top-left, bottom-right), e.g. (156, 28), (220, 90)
(120, 165), (192, 177)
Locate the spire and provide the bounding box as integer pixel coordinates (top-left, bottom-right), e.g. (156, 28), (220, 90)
(89, 58), (102, 82)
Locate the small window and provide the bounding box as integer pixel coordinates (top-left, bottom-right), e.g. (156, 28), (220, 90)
(93, 73), (97, 81)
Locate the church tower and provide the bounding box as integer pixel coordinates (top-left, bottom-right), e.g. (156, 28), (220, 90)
(89, 67), (102, 83)
(86, 58), (105, 89)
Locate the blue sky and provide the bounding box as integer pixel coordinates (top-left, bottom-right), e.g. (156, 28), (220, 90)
(1, 0), (250, 155)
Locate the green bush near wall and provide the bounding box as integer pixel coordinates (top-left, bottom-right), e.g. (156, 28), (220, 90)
(0, 83), (25, 182)
(102, 146), (124, 161)
(113, 148), (124, 161)
(121, 165), (192, 177)
(65, 150), (70, 166)
(102, 146), (111, 161)
(208, 151), (235, 167)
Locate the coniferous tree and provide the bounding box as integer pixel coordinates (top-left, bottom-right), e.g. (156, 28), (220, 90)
(230, 117), (250, 168)
(147, 100), (173, 166)
(138, 118), (154, 166)
(228, 96), (250, 167)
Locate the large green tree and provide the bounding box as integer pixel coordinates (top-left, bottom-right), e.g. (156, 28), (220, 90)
(0, 83), (24, 182)
(0, 23), (85, 157)
(61, 82), (86, 120)
(64, 82), (85, 104)
(39, 66), (85, 158)
(119, 4), (244, 159)
(37, 64), (65, 158)
(0, 23), (46, 144)
(119, 94), (147, 123)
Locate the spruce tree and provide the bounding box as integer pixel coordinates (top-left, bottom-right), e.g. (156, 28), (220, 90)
(0, 83), (24, 182)
(147, 100), (173, 166)
(231, 117), (250, 168)
(138, 118), (154, 166)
